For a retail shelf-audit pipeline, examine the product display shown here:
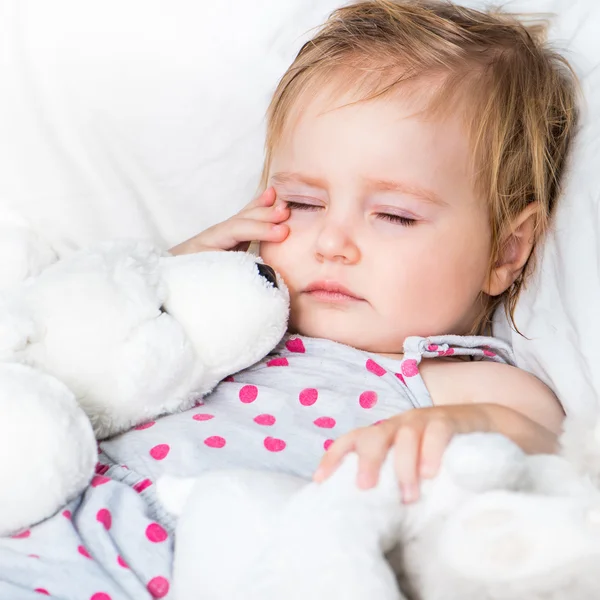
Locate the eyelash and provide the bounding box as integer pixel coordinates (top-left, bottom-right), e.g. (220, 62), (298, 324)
(285, 201), (417, 227)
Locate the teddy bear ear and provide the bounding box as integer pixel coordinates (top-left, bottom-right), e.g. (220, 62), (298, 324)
(0, 225), (59, 290)
(0, 293), (37, 360)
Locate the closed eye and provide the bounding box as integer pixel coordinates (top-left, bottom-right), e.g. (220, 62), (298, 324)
(377, 213), (417, 226)
(285, 200), (322, 211)
(286, 199), (416, 226)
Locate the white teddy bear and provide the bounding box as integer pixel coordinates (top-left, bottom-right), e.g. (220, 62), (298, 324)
(158, 419), (600, 600)
(4, 226), (600, 599)
(0, 238), (289, 536)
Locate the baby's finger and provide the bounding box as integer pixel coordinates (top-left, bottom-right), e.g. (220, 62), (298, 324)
(243, 187), (277, 210)
(393, 425), (421, 503)
(241, 203), (290, 225)
(205, 218), (289, 250)
(313, 432), (358, 482)
(354, 426), (395, 490)
(418, 419), (455, 479)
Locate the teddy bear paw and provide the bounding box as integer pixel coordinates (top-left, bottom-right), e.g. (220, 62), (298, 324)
(0, 363), (97, 535)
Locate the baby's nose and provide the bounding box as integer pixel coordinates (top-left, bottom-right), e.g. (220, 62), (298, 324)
(256, 263), (278, 288)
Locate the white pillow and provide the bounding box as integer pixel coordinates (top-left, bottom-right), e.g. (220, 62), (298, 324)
(0, 0), (342, 250)
(483, 0), (600, 417)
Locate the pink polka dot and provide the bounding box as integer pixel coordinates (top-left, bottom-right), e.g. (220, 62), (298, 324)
(285, 338), (306, 353)
(264, 437), (286, 452)
(438, 348), (455, 357)
(427, 344), (439, 351)
(401, 359), (419, 377)
(147, 576), (170, 599)
(313, 416), (336, 429)
(91, 475), (110, 487)
(62, 510), (72, 520)
(204, 436), (226, 448)
(34, 589), (49, 595)
(324, 439), (334, 451)
(359, 391), (378, 409)
(146, 523), (168, 543)
(254, 414), (276, 426)
(395, 372), (406, 385)
(117, 555), (129, 568)
(78, 545), (92, 559)
(483, 350), (496, 357)
(299, 388), (318, 406)
(133, 479), (152, 493)
(194, 399), (205, 407)
(28, 554), (40, 559)
(267, 357), (289, 367)
(149, 444), (170, 460)
(90, 594), (112, 600)
(96, 509), (112, 530)
(95, 463), (109, 475)
(239, 385), (258, 404)
(11, 529), (30, 539)
(134, 421), (155, 431)
(192, 413), (214, 421)
(223, 376), (235, 382)
(366, 359), (386, 377)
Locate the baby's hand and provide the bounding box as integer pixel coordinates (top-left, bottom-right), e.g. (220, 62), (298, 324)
(169, 187), (290, 255)
(313, 405), (490, 503)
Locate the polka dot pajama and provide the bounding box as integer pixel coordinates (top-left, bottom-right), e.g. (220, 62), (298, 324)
(0, 334), (512, 598)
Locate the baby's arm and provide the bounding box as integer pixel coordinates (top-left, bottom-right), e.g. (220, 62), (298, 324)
(420, 359), (565, 445)
(315, 362), (563, 502)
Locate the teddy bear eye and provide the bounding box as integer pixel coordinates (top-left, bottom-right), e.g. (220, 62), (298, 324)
(159, 305), (167, 314)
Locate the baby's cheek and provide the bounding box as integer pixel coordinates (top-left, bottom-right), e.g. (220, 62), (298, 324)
(380, 253), (466, 334)
(260, 238), (298, 284)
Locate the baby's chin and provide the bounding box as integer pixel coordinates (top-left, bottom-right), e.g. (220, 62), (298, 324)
(289, 312), (405, 355)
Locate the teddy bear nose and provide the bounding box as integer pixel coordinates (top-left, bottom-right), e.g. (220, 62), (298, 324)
(256, 263), (278, 289)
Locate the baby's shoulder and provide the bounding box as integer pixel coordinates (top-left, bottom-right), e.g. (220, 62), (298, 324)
(419, 358), (553, 407)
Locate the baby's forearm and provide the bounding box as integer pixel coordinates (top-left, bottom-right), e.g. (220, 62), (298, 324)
(480, 403), (559, 455)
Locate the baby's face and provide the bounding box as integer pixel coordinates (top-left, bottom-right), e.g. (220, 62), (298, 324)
(260, 83), (491, 354)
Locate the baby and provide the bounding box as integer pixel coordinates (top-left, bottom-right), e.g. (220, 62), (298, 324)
(0, 3), (581, 598)
(170, 0), (579, 502)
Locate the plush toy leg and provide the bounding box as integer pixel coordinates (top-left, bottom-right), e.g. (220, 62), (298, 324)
(0, 363), (97, 535)
(159, 456), (408, 600)
(232, 454), (408, 600)
(157, 470), (305, 600)
(426, 490), (600, 600)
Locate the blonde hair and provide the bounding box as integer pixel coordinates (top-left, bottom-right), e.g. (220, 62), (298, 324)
(260, 0), (579, 334)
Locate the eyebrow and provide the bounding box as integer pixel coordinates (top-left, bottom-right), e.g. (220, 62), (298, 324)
(269, 171), (447, 206)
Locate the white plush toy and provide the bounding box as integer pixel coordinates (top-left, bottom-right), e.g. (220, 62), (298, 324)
(0, 239), (289, 536)
(158, 419), (600, 600)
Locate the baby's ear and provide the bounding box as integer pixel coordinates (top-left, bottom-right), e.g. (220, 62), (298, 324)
(483, 203), (538, 297)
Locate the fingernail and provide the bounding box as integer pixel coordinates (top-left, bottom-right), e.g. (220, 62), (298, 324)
(401, 484), (416, 503)
(313, 467), (325, 482)
(357, 471), (374, 489)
